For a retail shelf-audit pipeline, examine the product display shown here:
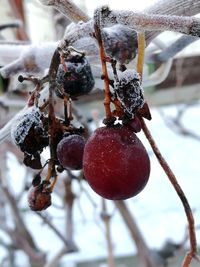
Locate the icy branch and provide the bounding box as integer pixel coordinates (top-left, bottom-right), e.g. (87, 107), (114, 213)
(38, 0), (90, 22)
(97, 6), (200, 38)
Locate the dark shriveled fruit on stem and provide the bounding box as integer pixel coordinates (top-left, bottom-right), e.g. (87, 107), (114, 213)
(28, 185), (51, 211)
(103, 24), (138, 64)
(11, 107), (48, 155)
(57, 134), (86, 170)
(83, 125), (150, 200)
(55, 53), (95, 98)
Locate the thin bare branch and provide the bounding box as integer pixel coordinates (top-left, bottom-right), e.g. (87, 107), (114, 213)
(36, 212), (78, 251)
(139, 117), (198, 267)
(115, 200), (161, 267)
(98, 6), (200, 38)
(44, 247), (70, 267)
(38, 0), (90, 22)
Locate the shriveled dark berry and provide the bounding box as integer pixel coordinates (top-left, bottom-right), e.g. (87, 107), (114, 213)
(103, 25), (138, 64)
(56, 52), (95, 98)
(28, 185), (51, 211)
(11, 107), (49, 155)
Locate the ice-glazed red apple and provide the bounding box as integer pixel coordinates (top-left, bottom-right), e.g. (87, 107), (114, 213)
(83, 125), (150, 200)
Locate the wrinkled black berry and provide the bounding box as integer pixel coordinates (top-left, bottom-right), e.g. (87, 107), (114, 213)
(103, 25), (138, 64)
(11, 107), (49, 156)
(56, 53), (95, 98)
(115, 70), (144, 118)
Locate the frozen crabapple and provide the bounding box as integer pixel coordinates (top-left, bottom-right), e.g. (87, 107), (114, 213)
(11, 107), (48, 155)
(83, 125), (150, 200)
(55, 52), (95, 98)
(28, 185), (51, 211)
(103, 24), (138, 64)
(56, 134), (86, 170)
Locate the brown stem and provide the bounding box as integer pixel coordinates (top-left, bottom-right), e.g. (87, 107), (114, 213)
(94, 16), (112, 120)
(101, 199), (115, 267)
(139, 117), (198, 267)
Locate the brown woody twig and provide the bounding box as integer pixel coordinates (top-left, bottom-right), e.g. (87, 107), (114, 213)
(139, 117), (199, 267)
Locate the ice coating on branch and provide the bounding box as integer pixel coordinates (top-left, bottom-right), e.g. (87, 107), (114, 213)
(11, 106), (43, 148)
(0, 42), (57, 78)
(115, 70), (144, 117)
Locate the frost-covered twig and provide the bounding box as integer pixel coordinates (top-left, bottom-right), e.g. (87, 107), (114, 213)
(98, 6), (200, 38)
(38, 0), (90, 22)
(0, 42), (57, 78)
(144, 0), (200, 43)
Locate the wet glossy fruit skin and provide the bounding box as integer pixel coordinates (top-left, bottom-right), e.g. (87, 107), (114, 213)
(83, 125), (150, 200)
(56, 134), (85, 170)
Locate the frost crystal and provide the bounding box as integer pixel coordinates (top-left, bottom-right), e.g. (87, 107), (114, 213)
(115, 70), (144, 117)
(11, 107), (43, 147)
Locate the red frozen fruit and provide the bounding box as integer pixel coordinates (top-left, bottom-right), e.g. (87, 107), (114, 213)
(83, 125), (150, 200)
(56, 134), (85, 170)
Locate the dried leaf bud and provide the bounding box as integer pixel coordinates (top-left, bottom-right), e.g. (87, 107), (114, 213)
(115, 70), (144, 118)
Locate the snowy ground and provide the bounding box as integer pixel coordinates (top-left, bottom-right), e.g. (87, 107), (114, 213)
(2, 103), (200, 266)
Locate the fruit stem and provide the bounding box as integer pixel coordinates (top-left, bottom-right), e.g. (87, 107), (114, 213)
(94, 15), (112, 121)
(137, 31), (146, 81)
(139, 117), (198, 267)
